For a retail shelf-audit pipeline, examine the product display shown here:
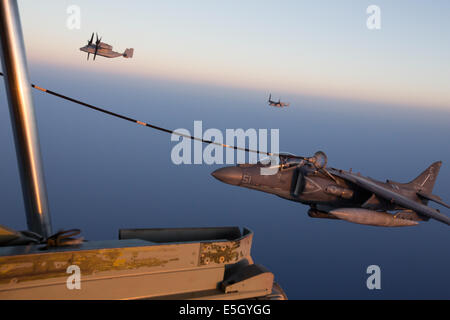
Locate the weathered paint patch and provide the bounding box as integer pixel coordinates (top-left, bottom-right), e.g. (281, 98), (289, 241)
(199, 237), (251, 266)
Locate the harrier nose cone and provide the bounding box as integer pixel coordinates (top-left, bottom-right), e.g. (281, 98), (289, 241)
(211, 167), (243, 186)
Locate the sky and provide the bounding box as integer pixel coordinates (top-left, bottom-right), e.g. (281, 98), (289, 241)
(18, 0), (450, 110)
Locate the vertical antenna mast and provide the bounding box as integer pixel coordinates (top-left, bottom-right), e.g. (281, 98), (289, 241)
(0, 0), (52, 238)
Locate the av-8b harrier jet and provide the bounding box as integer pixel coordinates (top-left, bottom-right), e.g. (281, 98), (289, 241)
(212, 151), (450, 227)
(80, 33), (134, 60)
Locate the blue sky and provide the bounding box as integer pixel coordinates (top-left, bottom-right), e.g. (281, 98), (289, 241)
(12, 1), (450, 109)
(1, 1), (450, 298)
(17, 0), (450, 110)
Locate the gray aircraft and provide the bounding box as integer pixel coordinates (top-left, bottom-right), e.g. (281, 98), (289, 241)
(268, 93), (289, 107)
(80, 33), (134, 60)
(212, 151), (450, 227)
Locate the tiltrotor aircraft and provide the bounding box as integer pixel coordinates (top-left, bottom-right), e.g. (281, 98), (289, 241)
(212, 151), (450, 227)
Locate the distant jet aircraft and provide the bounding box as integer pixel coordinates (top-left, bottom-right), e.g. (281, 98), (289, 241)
(268, 94), (289, 108)
(80, 33), (134, 61)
